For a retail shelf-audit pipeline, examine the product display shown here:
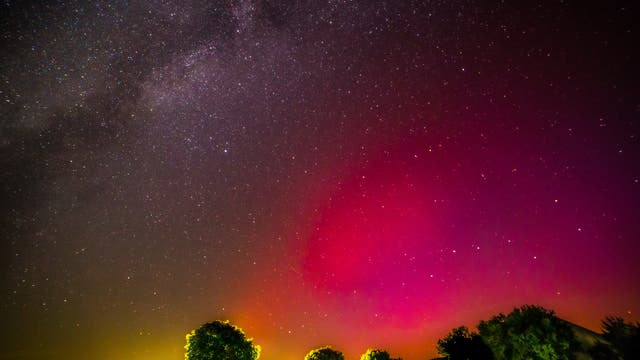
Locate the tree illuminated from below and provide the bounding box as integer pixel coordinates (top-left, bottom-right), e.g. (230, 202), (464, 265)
(184, 320), (261, 360)
(360, 348), (402, 360)
(304, 346), (344, 360)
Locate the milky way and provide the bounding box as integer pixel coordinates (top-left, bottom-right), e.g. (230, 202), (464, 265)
(1, 1), (638, 359)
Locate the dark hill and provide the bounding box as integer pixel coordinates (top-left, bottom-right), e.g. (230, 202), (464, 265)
(565, 320), (618, 360)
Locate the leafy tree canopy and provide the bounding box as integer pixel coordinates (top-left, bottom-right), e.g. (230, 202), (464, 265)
(477, 305), (577, 360)
(360, 348), (401, 360)
(437, 326), (493, 360)
(304, 346), (344, 360)
(185, 320), (261, 360)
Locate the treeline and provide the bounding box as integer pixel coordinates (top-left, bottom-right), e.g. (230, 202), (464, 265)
(184, 305), (640, 360)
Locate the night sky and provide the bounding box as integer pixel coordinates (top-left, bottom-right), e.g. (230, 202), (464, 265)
(1, 1), (638, 360)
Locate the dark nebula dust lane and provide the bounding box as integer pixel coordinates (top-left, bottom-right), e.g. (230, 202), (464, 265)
(1, 1), (638, 360)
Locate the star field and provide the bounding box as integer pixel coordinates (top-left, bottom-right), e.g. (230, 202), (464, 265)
(1, 1), (638, 360)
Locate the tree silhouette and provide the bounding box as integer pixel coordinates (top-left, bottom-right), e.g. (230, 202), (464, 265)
(360, 348), (402, 360)
(601, 316), (640, 359)
(304, 346), (344, 360)
(477, 305), (577, 360)
(184, 320), (261, 360)
(437, 326), (493, 360)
